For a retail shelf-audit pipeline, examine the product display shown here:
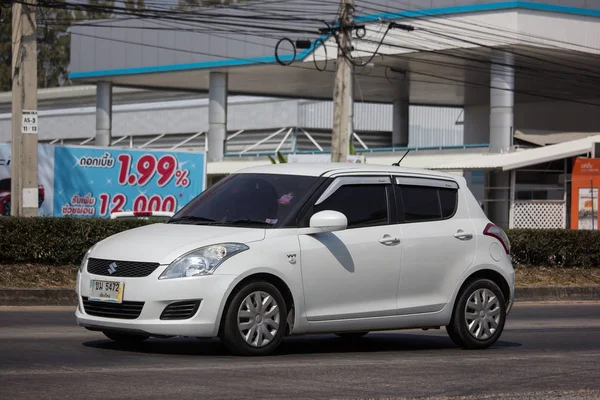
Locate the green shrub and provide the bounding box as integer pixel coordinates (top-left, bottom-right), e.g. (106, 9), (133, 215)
(507, 229), (600, 268)
(1, 218), (599, 268)
(0, 217), (156, 265)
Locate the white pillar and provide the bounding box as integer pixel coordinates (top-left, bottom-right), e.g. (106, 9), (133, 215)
(392, 98), (408, 147)
(208, 72), (228, 162)
(489, 170), (511, 229)
(489, 51), (514, 153)
(95, 81), (112, 147)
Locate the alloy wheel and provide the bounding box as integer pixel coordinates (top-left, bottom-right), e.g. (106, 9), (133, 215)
(464, 288), (502, 340)
(237, 291), (280, 348)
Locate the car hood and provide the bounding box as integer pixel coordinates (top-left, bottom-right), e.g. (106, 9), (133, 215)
(90, 223), (266, 265)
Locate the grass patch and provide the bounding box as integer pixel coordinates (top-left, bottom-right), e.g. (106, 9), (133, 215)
(0, 265), (78, 288)
(515, 266), (600, 287)
(1, 265), (600, 289)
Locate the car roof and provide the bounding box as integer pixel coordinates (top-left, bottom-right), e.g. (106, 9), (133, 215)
(236, 162), (461, 181)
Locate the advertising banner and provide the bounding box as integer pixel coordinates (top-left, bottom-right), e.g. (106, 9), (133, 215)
(0, 144), (205, 218)
(570, 157), (600, 230)
(577, 188), (598, 230)
(53, 146), (205, 218)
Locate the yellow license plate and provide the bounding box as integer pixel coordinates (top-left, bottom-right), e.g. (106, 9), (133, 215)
(89, 280), (124, 303)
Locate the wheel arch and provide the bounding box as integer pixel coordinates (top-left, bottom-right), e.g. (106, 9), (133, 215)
(456, 269), (512, 311)
(217, 272), (296, 336)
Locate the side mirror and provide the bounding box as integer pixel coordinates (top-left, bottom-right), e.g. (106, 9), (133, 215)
(309, 210), (348, 233)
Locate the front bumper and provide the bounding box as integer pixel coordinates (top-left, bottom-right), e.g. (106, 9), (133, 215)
(75, 268), (236, 338)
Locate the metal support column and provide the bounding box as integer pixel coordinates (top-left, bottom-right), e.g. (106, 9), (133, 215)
(509, 170), (516, 228)
(489, 170), (511, 229)
(96, 81), (113, 147)
(392, 98), (409, 147)
(208, 72), (228, 162)
(490, 51), (514, 153)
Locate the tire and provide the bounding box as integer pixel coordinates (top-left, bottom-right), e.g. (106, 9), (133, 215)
(446, 279), (506, 350)
(220, 281), (287, 356)
(2, 200), (10, 216)
(103, 331), (149, 344)
(335, 332), (368, 339)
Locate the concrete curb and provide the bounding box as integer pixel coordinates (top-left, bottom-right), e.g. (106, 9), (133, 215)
(515, 286), (600, 302)
(0, 288), (78, 306)
(0, 286), (599, 306)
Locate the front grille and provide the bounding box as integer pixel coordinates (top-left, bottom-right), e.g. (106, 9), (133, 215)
(87, 258), (160, 278)
(160, 300), (201, 320)
(82, 296), (144, 319)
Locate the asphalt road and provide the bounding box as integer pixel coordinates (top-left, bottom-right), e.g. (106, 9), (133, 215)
(1, 303), (600, 400)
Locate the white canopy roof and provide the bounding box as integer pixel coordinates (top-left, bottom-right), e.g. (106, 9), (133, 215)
(207, 148), (487, 175)
(434, 135), (600, 171)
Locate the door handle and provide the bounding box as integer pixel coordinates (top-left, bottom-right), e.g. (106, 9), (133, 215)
(453, 230), (473, 240)
(379, 235), (400, 245)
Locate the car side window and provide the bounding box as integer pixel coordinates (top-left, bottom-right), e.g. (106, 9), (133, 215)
(396, 183), (459, 223)
(439, 188), (458, 219)
(313, 184), (389, 229)
(400, 186), (441, 222)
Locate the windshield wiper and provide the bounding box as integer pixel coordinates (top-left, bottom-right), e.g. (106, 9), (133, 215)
(219, 219), (275, 227)
(168, 216), (217, 225)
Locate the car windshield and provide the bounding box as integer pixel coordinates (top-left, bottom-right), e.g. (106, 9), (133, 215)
(170, 173), (321, 228)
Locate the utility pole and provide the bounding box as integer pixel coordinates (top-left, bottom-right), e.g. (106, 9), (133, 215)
(11, 0), (39, 217)
(331, 0), (354, 163)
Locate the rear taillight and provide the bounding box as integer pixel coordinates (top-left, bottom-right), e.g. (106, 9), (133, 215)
(483, 223), (510, 254)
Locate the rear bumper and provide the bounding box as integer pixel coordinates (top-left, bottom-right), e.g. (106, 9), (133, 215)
(75, 269), (236, 338)
(506, 283), (515, 315)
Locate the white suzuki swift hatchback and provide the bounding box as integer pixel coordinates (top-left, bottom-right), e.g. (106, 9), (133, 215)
(76, 163), (515, 355)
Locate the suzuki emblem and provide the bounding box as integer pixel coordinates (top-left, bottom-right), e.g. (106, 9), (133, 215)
(107, 262), (117, 275)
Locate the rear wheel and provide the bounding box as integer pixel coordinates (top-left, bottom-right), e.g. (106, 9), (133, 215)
(220, 281), (287, 356)
(103, 331), (149, 344)
(446, 279), (506, 349)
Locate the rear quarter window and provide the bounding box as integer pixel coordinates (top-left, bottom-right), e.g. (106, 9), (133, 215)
(439, 188), (458, 219)
(396, 184), (459, 223)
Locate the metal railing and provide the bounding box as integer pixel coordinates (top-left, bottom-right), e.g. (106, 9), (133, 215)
(41, 129), (488, 156)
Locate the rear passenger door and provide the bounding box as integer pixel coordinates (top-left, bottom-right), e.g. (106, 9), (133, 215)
(394, 176), (477, 315)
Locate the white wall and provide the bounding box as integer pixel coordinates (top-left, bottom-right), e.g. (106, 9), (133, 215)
(0, 98), (300, 142)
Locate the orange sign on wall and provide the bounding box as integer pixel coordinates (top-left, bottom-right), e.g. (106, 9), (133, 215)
(571, 158), (600, 230)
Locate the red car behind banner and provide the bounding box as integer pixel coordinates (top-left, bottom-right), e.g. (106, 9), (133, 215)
(0, 178), (45, 216)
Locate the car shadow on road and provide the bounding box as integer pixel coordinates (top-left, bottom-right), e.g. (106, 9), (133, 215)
(82, 332), (521, 357)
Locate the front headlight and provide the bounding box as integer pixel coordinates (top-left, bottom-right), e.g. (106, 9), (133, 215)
(80, 245), (95, 273)
(159, 243), (249, 280)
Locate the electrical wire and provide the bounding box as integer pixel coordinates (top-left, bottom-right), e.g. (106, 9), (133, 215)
(274, 37), (296, 66)
(312, 38), (327, 72)
(12, 0), (600, 108)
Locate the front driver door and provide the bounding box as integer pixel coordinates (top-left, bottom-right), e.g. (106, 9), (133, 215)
(298, 176), (402, 321)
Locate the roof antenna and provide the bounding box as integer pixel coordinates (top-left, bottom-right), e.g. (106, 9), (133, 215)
(392, 149), (410, 166)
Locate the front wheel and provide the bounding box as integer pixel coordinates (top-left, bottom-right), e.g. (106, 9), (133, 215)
(446, 279), (506, 349)
(220, 281), (287, 356)
(103, 331), (149, 344)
